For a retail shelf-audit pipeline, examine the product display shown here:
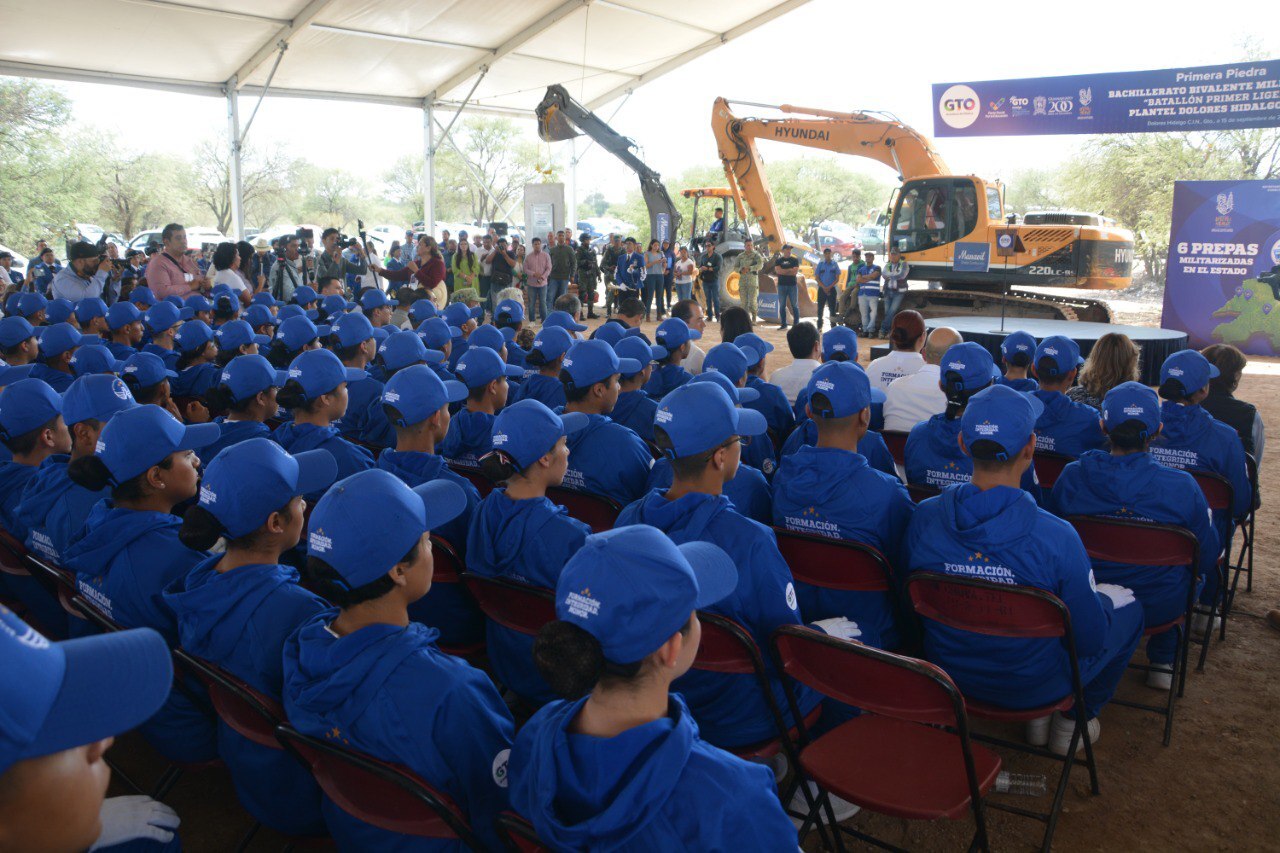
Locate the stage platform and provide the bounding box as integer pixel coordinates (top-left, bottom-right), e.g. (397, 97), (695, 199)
(868, 317), (1187, 387)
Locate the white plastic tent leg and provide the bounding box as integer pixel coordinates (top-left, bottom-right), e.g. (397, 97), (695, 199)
(226, 82), (244, 240)
(423, 98), (435, 236)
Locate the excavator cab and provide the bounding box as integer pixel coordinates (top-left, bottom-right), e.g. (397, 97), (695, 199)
(887, 176), (996, 254)
(683, 188), (753, 250)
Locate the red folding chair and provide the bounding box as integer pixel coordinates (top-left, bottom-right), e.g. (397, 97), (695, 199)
(545, 486), (620, 533)
(449, 463), (495, 498)
(429, 535), (485, 658)
(349, 437), (385, 460)
(1032, 451), (1074, 490)
(276, 723), (484, 849)
(906, 483), (940, 504)
(907, 572), (1099, 851)
(880, 430), (908, 467)
(460, 573), (556, 638)
(1190, 470), (1233, 644)
(495, 812), (550, 853)
(770, 625), (1000, 852)
(1067, 516), (1201, 743)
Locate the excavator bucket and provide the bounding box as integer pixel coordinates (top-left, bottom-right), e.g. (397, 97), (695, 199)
(536, 98), (580, 143)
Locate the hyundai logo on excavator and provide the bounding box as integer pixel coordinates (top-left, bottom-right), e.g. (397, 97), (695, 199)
(773, 127), (830, 141)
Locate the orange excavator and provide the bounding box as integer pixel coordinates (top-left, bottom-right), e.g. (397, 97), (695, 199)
(710, 98), (1136, 322)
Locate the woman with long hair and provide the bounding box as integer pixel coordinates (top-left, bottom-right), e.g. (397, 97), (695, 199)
(1067, 332), (1139, 410)
(643, 239), (665, 322)
(452, 237), (481, 295)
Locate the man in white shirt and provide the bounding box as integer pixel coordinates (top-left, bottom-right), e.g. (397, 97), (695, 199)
(769, 322), (822, 404)
(866, 310), (927, 391)
(883, 325), (962, 432)
(671, 298), (707, 374)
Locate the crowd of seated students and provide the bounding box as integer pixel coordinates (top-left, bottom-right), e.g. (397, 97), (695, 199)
(0, 262), (1263, 850)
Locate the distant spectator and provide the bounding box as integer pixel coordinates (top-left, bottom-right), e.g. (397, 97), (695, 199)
(670, 299), (707, 373)
(867, 309), (926, 392)
(883, 326), (961, 432)
(145, 223), (211, 299)
(769, 322), (822, 404)
(718, 306), (753, 343)
(1067, 332), (1140, 410)
(51, 242), (112, 303)
(1201, 343), (1265, 462)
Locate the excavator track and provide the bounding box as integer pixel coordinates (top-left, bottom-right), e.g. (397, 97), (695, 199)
(898, 288), (1114, 324)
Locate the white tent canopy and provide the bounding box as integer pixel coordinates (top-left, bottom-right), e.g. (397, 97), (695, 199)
(0, 0), (814, 236)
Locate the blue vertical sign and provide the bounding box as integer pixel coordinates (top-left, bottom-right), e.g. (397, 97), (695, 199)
(655, 213), (670, 242)
(953, 242), (990, 272)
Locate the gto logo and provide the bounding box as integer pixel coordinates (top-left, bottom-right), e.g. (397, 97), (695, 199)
(939, 84), (981, 129)
(1010, 96), (1029, 109)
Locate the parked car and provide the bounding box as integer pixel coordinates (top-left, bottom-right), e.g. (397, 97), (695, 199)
(815, 232), (863, 261)
(128, 226), (228, 253)
(0, 244), (29, 281)
(856, 225), (886, 255)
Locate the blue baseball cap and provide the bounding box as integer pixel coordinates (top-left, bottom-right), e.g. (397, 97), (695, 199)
(275, 316), (327, 353)
(417, 317), (461, 349)
(252, 292), (280, 308)
(614, 336), (666, 376)
(494, 298), (524, 324)
(805, 361), (885, 418)
(215, 319), (270, 352)
(61, 374), (137, 428)
(702, 342), (759, 385)
(0, 317), (36, 349)
(1160, 349), (1219, 395)
(164, 295), (185, 309)
(556, 525), (738, 664)
(0, 364), (34, 388)
(379, 330), (443, 372)
(210, 292), (241, 318)
(45, 299), (75, 326)
(330, 312), (375, 349)
(174, 320), (215, 354)
(292, 285), (320, 306)
(734, 333), (774, 362)
(69, 345), (124, 377)
(688, 369), (760, 404)
(277, 304), (310, 322)
(307, 468), (466, 588)
(73, 298), (108, 325)
(591, 323), (642, 346)
(654, 317), (700, 351)
(181, 294), (212, 320)
(960, 383), (1045, 460)
(1000, 330), (1037, 361)
(199, 438), (338, 538)
(454, 346), (523, 388)
(381, 365), (468, 427)
(219, 354), (287, 403)
(322, 295), (356, 318)
(654, 381), (766, 458)
(1033, 335), (1084, 379)
(543, 310), (586, 333)
(17, 292), (48, 319)
(444, 302), (483, 327)
(121, 352), (177, 388)
(467, 324), (508, 354)
(144, 301), (182, 335)
(128, 286), (157, 307)
(563, 340), (640, 388)
(489, 399), (587, 471)
(409, 300), (439, 325)
(286, 348), (365, 403)
(106, 302), (142, 331)
(360, 289), (398, 311)
(38, 323), (97, 359)
(0, 607), (172, 776)
(93, 404), (219, 485)
(3, 293), (20, 317)
(243, 303), (278, 330)
(530, 326), (574, 361)
(371, 327), (391, 345)
(822, 326), (859, 361)
(1102, 381), (1160, 436)
(941, 342), (999, 393)
(0, 379), (62, 440)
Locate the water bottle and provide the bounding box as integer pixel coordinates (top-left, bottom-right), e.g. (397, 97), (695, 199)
(994, 771), (1047, 797)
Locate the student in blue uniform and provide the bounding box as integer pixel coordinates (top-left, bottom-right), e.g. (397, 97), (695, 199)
(120, 352), (178, 413)
(18, 375), (136, 565)
(181, 294), (214, 325)
(510, 525), (797, 852)
(644, 317), (698, 397)
(62, 405), (219, 763)
(467, 399), (593, 706)
(772, 361), (914, 649)
(128, 285), (158, 312)
(104, 303), (144, 361)
(141, 301), (183, 370)
(17, 292), (49, 326)
(212, 319), (269, 368)
(70, 344), (123, 378)
(376, 331), (440, 383)
(0, 379), (71, 537)
(416, 317), (461, 384)
(543, 310), (587, 337)
(700, 342), (781, 478)
(283, 469), (514, 851)
(439, 347), (523, 469)
(509, 325), (573, 408)
(164, 439), (336, 836)
(906, 384), (1143, 755)
(998, 330), (1040, 392)
(608, 336), (663, 443)
(0, 316), (39, 366)
(170, 320), (221, 400)
(74, 298), (110, 337)
(1030, 335), (1106, 457)
(326, 312), (384, 445)
(443, 302), (482, 372)
(43, 298), (76, 327)
(1049, 382), (1218, 690)
(29, 322), (89, 391)
(905, 341), (1041, 500)
(244, 303), (279, 337)
(493, 298), (527, 371)
(200, 354), (286, 464)
(264, 315), (327, 369)
(735, 332), (796, 440)
(271, 348), (375, 497)
(465, 323), (509, 360)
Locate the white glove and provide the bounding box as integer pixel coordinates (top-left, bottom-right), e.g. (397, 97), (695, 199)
(812, 617), (862, 641)
(90, 796), (180, 850)
(1095, 583), (1137, 609)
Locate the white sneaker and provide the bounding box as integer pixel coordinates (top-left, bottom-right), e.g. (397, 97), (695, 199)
(1146, 664), (1174, 691)
(790, 781), (860, 829)
(1025, 714), (1052, 747)
(1191, 612), (1221, 639)
(1048, 711), (1100, 756)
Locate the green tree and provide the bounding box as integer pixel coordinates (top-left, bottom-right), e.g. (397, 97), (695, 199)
(1004, 167), (1064, 216)
(88, 135), (195, 239)
(297, 166), (366, 229)
(580, 191), (609, 218)
(192, 134), (301, 235)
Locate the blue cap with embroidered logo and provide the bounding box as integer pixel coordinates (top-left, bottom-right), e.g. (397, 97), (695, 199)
(530, 325), (574, 361)
(144, 301), (182, 335)
(417, 317), (461, 350)
(3, 293), (20, 316)
(61, 374), (136, 428)
(467, 324), (508, 354)
(330, 311), (375, 349)
(292, 285), (319, 306)
(1101, 380), (1160, 436)
(454, 346), (523, 388)
(734, 332), (774, 362)
(654, 381), (766, 458)
(592, 323), (641, 346)
(93, 404), (219, 485)
(688, 369), (760, 404)
(69, 345), (124, 377)
(409, 300), (438, 325)
(543, 310), (586, 333)
(38, 323), (97, 359)
(322, 294), (356, 318)
(128, 286), (157, 307)
(379, 330), (443, 372)
(563, 340), (640, 388)
(174, 320), (215, 353)
(494, 298), (524, 324)
(0, 379), (62, 441)
(444, 302), (483, 327)
(941, 341), (999, 393)
(106, 302), (141, 331)
(286, 348), (365, 403)
(199, 438), (337, 538)
(45, 299), (75, 326)
(822, 326), (859, 361)
(243, 303), (278, 330)
(0, 316), (36, 349)
(252, 292), (280, 308)
(277, 304), (309, 322)
(613, 336), (665, 376)
(1000, 330), (1037, 361)
(1160, 349), (1219, 395)
(18, 292), (48, 319)
(275, 316), (327, 353)
(306, 468), (466, 588)
(181, 294), (212, 320)
(1033, 335), (1084, 379)
(556, 525), (738, 664)
(488, 399), (587, 471)
(960, 383), (1045, 460)
(360, 289), (398, 311)
(805, 361), (885, 418)
(219, 353), (287, 403)
(382, 364), (468, 427)
(654, 317), (700, 351)
(73, 298), (108, 325)
(121, 352), (177, 388)
(215, 319), (270, 352)
(702, 341), (759, 385)
(0, 607), (172, 776)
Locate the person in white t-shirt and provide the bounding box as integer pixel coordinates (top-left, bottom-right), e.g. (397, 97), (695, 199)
(673, 247), (697, 303)
(866, 310), (927, 392)
(671, 298), (707, 374)
(769, 322), (822, 404)
(210, 242), (251, 305)
(883, 325), (962, 432)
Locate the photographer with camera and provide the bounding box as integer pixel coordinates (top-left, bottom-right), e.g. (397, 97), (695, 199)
(315, 227), (367, 286)
(144, 223), (211, 299)
(51, 241), (114, 302)
(268, 233), (313, 302)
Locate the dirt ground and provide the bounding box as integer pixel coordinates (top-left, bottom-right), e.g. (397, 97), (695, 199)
(107, 297), (1280, 852)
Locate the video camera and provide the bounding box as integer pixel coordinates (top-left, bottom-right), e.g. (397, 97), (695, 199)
(296, 227), (315, 255)
(94, 233), (126, 270)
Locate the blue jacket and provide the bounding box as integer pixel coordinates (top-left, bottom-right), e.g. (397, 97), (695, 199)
(438, 409), (496, 470)
(271, 422), (374, 498)
(377, 449), (484, 646)
(28, 363), (74, 392)
(615, 490), (818, 749)
(998, 376), (1038, 392)
(906, 414), (1041, 500)
(0, 460), (39, 537)
(645, 457), (772, 525)
(447, 337), (469, 372)
(510, 695), (794, 852)
(906, 484), (1115, 709)
(506, 344), (528, 373)
(199, 418), (271, 466)
(614, 252), (645, 289)
(335, 373), (394, 449)
(772, 445), (914, 649)
(465, 489), (591, 704)
(104, 340), (138, 361)
(283, 611), (515, 852)
(16, 455), (105, 563)
(744, 375), (795, 439)
(642, 363), (691, 399)
(170, 362), (221, 398)
(62, 502), (215, 762)
(1049, 450), (1217, 625)
(163, 557), (327, 834)
(741, 427), (780, 480)
(142, 344), (181, 370)
(814, 259), (841, 288)
(562, 413), (652, 505)
(1032, 390), (1106, 457)
(1151, 401), (1251, 528)
(779, 420), (898, 479)
(509, 374), (565, 410)
(609, 389), (658, 443)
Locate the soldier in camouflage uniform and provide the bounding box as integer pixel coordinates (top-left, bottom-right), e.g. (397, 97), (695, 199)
(736, 238), (765, 323)
(576, 232), (601, 319)
(600, 234), (623, 318)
